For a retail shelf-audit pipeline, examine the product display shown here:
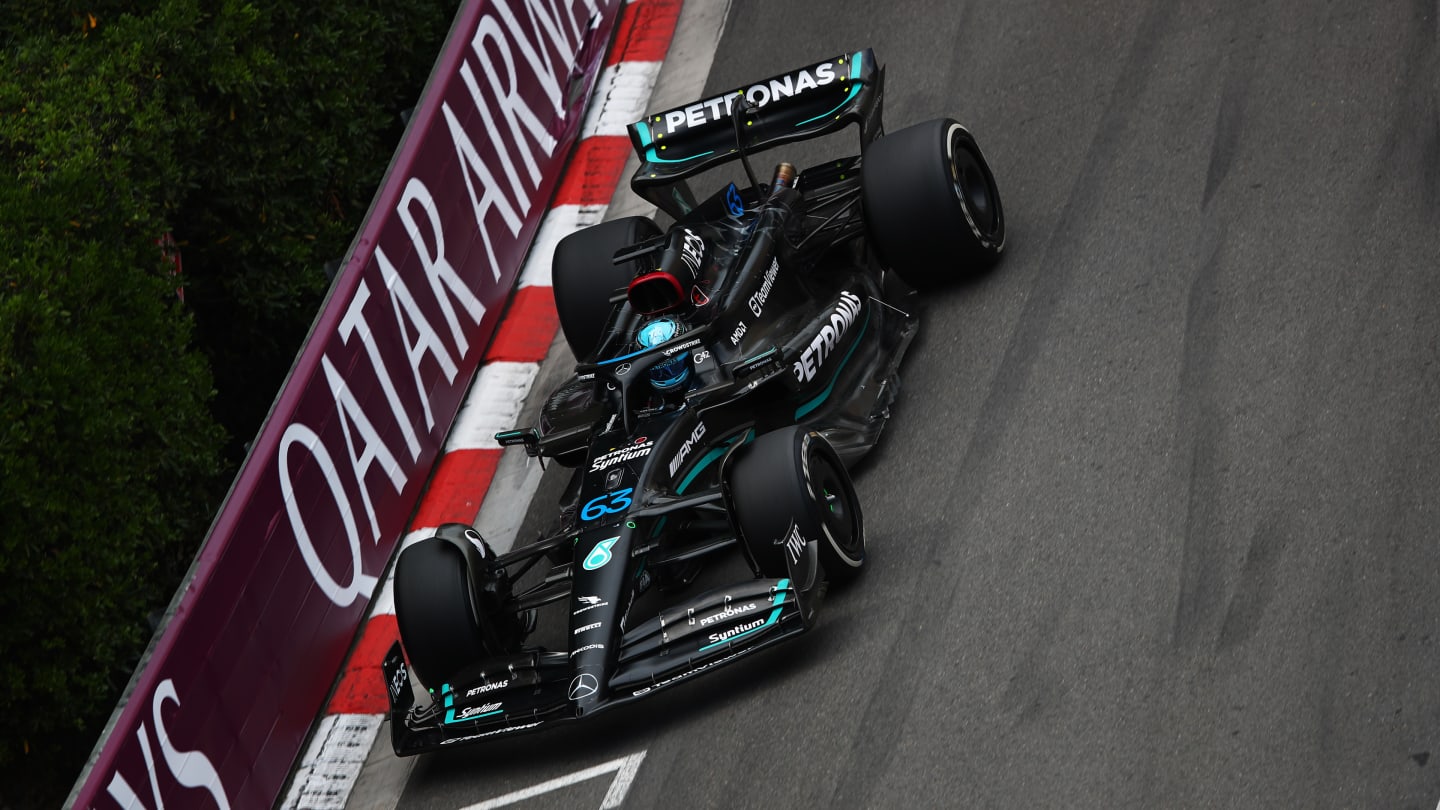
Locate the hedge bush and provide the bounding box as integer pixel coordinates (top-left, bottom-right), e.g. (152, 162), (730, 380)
(0, 2), (457, 806)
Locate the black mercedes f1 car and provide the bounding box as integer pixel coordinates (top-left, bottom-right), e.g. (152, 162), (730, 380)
(381, 48), (1005, 754)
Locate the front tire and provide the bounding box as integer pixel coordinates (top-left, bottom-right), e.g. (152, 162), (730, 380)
(728, 427), (866, 586)
(863, 118), (1005, 286)
(394, 525), (521, 688)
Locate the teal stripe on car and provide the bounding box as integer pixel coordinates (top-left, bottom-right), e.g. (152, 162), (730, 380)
(676, 430), (755, 493)
(794, 313), (870, 419)
(697, 577), (791, 652)
(795, 52), (866, 127)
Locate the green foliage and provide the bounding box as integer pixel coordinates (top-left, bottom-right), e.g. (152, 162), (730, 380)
(0, 12), (225, 807)
(160, 0), (460, 453)
(0, 2), (458, 806)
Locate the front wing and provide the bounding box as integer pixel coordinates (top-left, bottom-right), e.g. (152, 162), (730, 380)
(384, 577), (808, 755)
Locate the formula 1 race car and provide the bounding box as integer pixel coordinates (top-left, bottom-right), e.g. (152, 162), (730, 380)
(381, 48), (1005, 754)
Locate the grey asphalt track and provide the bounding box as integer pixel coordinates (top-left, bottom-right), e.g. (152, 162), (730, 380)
(390, 0), (1440, 807)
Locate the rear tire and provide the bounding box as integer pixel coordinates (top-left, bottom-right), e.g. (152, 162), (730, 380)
(553, 216), (661, 360)
(863, 118), (1005, 286)
(729, 427), (866, 585)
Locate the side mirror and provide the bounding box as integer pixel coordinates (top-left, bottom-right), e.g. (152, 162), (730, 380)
(494, 428), (541, 457)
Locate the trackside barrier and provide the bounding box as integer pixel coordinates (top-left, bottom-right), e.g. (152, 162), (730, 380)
(67, 1), (621, 806)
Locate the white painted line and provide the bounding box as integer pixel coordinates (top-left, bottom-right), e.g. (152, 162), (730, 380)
(459, 751), (647, 810)
(599, 750), (647, 809)
(448, 362), (542, 450)
(517, 204), (610, 288)
(281, 714), (384, 810)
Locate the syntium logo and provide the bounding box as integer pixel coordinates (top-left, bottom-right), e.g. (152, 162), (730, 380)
(707, 617), (765, 645)
(589, 441), (653, 473)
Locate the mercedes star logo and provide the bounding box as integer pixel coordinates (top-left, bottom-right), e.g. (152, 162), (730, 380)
(616, 363), (632, 376)
(568, 673), (599, 701)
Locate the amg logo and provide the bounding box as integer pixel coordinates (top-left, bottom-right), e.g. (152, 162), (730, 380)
(793, 291), (862, 383)
(453, 701), (503, 721)
(668, 421), (708, 477)
(707, 617), (766, 645)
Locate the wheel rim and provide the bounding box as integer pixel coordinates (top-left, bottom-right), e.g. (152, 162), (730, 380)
(951, 131), (997, 235)
(809, 451), (860, 559)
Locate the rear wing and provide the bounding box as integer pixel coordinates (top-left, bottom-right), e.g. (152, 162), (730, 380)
(627, 48), (884, 217)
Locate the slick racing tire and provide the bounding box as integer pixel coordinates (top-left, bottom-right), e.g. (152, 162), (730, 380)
(863, 118), (1005, 286)
(729, 427), (866, 585)
(553, 215), (662, 361)
(394, 526), (518, 688)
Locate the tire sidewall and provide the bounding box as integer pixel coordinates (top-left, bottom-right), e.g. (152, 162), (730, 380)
(800, 431), (866, 580)
(945, 122), (1005, 255)
(728, 428), (865, 586)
